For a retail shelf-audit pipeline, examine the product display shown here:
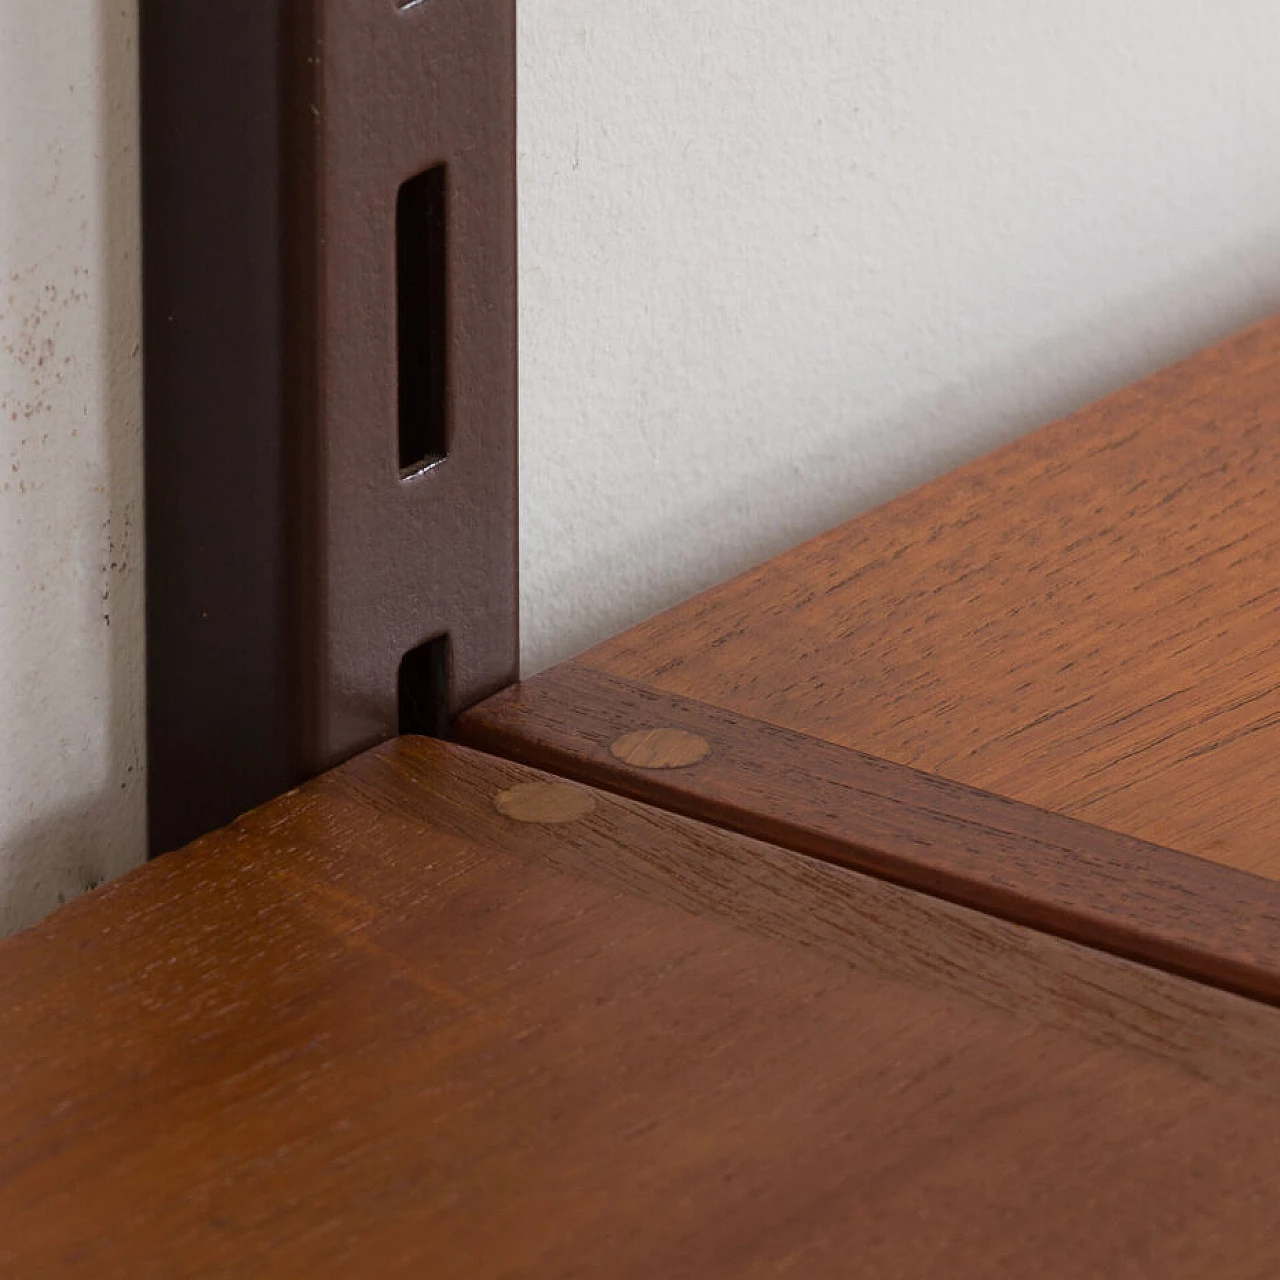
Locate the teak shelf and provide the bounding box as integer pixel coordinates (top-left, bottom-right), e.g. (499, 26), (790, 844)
(462, 317), (1280, 1007)
(7, 2), (1280, 1272)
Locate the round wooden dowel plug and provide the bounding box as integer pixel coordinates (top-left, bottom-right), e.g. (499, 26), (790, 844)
(493, 781), (597, 825)
(609, 728), (712, 770)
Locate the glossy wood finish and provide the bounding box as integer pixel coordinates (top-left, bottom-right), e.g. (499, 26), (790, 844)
(7, 738), (1280, 1274)
(580, 315), (1280, 877)
(460, 664), (1280, 1006)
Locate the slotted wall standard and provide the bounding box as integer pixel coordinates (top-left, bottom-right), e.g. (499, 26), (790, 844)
(141, 0), (518, 853)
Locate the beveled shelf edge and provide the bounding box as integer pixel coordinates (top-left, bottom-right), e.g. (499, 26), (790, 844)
(458, 661), (1280, 1007)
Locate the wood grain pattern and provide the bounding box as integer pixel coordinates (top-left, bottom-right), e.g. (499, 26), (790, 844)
(7, 737), (1280, 1275)
(459, 664), (1280, 1005)
(581, 315), (1280, 878)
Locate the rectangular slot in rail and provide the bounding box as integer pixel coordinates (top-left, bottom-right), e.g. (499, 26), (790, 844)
(399, 634), (452, 738)
(397, 165), (448, 475)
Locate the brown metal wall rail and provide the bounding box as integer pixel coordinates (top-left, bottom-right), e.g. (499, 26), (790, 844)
(141, 0), (518, 853)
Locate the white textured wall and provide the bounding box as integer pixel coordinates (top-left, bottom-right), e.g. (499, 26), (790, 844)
(0, 0), (143, 933)
(4, 2), (1280, 930)
(519, 0), (1280, 671)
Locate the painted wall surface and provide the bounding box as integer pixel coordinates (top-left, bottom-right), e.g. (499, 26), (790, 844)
(3, 2), (1280, 930)
(518, 1), (1280, 671)
(0, 0), (143, 933)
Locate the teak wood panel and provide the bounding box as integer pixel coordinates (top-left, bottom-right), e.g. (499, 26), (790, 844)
(577, 315), (1280, 879)
(459, 664), (1280, 1006)
(6, 738), (1280, 1275)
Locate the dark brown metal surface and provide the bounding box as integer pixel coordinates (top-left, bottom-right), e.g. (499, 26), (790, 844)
(142, 0), (518, 853)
